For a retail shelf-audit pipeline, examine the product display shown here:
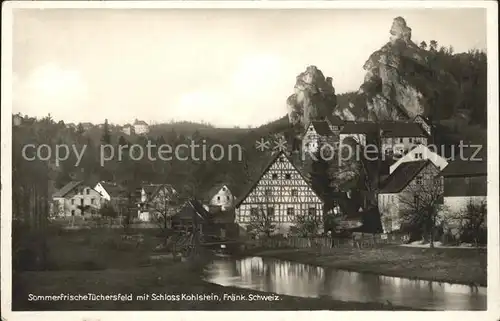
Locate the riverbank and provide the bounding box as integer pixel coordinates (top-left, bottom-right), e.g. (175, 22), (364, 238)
(247, 245), (486, 286)
(12, 228), (419, 310)
(13, 263), (418, 311)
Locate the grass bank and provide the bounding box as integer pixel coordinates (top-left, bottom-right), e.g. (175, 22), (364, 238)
(12, 228), (416, 311)
(247, 245), (487, 286)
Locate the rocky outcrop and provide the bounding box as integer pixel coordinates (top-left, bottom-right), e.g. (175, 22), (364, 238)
(287, 66), (337, 131)
(335, 16), (459, 122)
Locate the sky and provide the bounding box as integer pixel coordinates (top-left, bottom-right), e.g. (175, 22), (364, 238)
(12, 8), (487, 127)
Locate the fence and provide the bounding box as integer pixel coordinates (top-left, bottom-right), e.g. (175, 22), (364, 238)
(251, 233), (406, 251)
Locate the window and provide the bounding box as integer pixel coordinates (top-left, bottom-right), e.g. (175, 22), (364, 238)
(285, 173), (291, 180)
(217, 196), (221, 201)
(91, 198), (95, 205)
(250, 207), (258, 216)
(265, 188), (272, 196)
(305, 142), (310, 147)
(287, 207), (295, 216)
(291, 189), (298, 197)
(71, 210), (75, 216)
(308, 207), (317, 216)
(71, 199), (74, 205)
(272, 173), (278, 179)
(86, 189), (90, 195)
(409, 138), (413, 143)
(416, 175), (422, 185)
(267, 207), (275, 218)
(226, 196), (230, 201)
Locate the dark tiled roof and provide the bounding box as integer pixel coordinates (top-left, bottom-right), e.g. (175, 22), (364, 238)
(327, 115), (345, 126)
(340, 122), (378, 134)
(100, 182), (127, 198)
(379, 160), (431, 193)
(52, 181), (82, 198)
(312, 121), (334, 136)
(380, 122), (427, 138)
(174, 200), (210, 221)
(441, 160), (487, 177)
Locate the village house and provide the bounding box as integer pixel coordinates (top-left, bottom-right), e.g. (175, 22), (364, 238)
(12, 113), (23, 126)
(172, 200), (210, 232)
(94, 181), (128, 215)
(204, 184), (236, 211)
(379, 122), (429, 155)
(413, 115), (432, 136)
(440, 159), (487, 219)
(80, 122), (93, 131)
(52, 181), (105, 217)
(66, 123), (77, 130)
(122, 124), (134, 136)
(133, 119), (149, 135)
(235, 151), (324, 236)
(339, 122), (378, 146)
(378, 160), (441, 233)
(137, 183), (178, 222)
(389, 144), (448, 174)
(301, 120), (336, 154)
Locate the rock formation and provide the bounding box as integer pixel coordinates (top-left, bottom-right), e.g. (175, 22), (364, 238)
(334, 16), (459, 122)
(286, 66), (337, 131)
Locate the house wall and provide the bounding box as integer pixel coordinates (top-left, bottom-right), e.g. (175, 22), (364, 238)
(138, 186), (177, 222)
(134, 124), (149, 134)
(381, 137), (428, 155)
(209, 186), (234, 210)
(235, 154), (324, 236)
(302, 124), (320, 154)
(443, 175), (487, 197)
(122, 127), (133, 135)
(378, 163), (441, 233)
(414, 116), (431, 135)
(57, 186), (105, 217)
(389, 145), (448, 174)
(94, 183), (111, 201)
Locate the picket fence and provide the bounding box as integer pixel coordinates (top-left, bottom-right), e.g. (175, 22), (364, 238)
(252, 233), (405, 251)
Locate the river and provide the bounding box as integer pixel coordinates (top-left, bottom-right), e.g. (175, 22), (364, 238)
(204, 256), (486, 310)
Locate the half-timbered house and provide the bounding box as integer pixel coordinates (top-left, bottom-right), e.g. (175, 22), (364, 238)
(235, 151), (324, 236)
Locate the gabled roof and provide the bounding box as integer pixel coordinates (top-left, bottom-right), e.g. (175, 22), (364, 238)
(340, 122), (378, 134)
(204, 183), (234, 202)
(134, 119), (148, 126)
(379, 160), (431, 193)
(174, 200), (210, 221)
(99, 182), (127, 198)
(440, 160), (487, 177)
(234, 151), (323, 208)
(311, 120), (334, 136)
(142, 184), (177, 199)
(380, 122), (427, 138)
(52, 181), (82, 198)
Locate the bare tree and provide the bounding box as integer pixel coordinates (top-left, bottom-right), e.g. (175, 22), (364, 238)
(149, 186), (183, 242)
(247, 204), (276, 238)
(399, 176), (444, 248)
(293, 211), (322, 237)
(456, 199), (487, 247)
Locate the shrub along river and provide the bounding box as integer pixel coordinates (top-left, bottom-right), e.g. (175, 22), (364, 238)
(203, 256), (486, 310)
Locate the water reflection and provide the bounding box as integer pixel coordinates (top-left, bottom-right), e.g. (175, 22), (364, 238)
(204, 256), (486, 310)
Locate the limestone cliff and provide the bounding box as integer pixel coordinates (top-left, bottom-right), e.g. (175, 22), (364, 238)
(335, 16), (460, 121)
(286, 66), (337, 131)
